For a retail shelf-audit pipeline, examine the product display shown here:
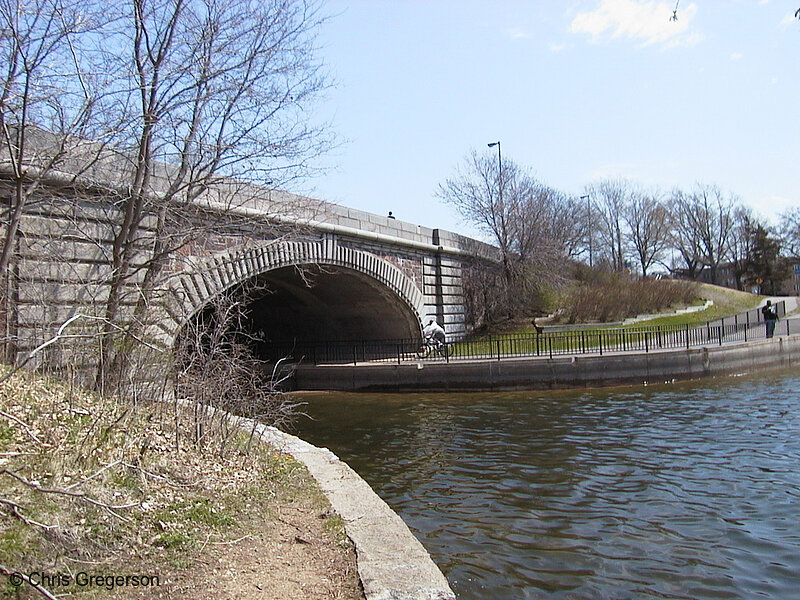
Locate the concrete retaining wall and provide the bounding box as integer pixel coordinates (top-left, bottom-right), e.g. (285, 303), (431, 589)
(252, 423), (456, 600)
(173, 397), (456, 599)
(293, 335), (800, 392)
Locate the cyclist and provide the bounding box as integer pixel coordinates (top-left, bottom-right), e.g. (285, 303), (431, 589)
(417, 318), (447, 358)
(422, 317), (445, 346)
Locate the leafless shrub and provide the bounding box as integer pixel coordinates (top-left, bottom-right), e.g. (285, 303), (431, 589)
(0, 363), (327, 600)
(461, 260), (510, 330)
(561, 269), (699, 323)
(173, 286), (303, 452)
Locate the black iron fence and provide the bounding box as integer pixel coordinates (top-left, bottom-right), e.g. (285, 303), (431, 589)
(706, 300), (786, 330)
(264, 301), (795, 365)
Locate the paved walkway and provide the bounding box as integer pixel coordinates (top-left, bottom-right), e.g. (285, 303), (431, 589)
(764, 295), (799, 314)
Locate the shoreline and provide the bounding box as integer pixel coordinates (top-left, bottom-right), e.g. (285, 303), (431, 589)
(292, 334), (800, 393)
(252, 423), (457, 600)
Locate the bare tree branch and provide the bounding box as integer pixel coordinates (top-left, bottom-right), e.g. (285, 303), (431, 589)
(0, 497), (58, 531)
(1, 468), (136, 521)
(0, 407), (43, 445)
(0, 564), (59, 600)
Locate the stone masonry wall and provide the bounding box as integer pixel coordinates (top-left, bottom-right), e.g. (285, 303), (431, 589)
(3, 185), (490, 372)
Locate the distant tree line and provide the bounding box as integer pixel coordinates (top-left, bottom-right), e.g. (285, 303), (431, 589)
(439, 150), (796, 326)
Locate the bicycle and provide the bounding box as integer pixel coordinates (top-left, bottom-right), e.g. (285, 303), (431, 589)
(416, 335), (449, 359)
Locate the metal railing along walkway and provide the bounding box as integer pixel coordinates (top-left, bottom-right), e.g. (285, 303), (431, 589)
(265, 301), (795, 366)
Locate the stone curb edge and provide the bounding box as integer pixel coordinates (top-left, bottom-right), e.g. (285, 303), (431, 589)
(249, 422), (456, 600)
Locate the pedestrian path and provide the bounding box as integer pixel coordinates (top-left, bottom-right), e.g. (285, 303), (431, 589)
(763, 295), (799, 314)
(621, 299), (714, 325)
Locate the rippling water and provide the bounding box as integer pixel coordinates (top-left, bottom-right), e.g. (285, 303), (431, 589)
(293, 370), (800, 599)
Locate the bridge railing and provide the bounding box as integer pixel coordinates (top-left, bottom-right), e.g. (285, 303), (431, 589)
(263, 301), (794, 365)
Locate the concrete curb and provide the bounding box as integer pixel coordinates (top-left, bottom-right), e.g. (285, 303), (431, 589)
(251, 423), (456, 600)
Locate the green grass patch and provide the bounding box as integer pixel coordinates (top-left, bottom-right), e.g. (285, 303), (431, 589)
(156, 498), (237, 529)
(153, 530), (194, 550)
(452, 282), (768, 357)
(633, 283), (763, 327)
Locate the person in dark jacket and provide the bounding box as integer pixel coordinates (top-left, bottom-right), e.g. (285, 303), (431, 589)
(761, 300), (778, 338)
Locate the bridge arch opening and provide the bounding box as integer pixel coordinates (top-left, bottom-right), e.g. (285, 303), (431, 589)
(242, 263), (421, 344)
(167, 241), (428, 365)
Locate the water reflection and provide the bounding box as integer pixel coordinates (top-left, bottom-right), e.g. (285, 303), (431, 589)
(293, 370), (800, 599)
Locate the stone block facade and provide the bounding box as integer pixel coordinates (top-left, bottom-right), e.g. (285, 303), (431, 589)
(2, 182), (498, 372)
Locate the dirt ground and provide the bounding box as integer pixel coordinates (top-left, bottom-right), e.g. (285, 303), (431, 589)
(125, 503), (364, 600)
(0, 369), (364, 600)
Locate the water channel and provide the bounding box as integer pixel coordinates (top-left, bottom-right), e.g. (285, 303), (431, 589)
(293, 369), (800, 599)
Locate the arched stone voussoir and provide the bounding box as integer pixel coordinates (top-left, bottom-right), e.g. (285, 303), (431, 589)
(161, 239), (426, 344)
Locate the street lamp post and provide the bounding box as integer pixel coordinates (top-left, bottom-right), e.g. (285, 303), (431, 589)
(488, 140), (509, 282)
(487, 141), (502, 205)
(581, 194), (592, 267)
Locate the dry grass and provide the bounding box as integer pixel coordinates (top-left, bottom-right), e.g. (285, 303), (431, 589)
(558, 275), (700, 324)
(0, 369), (361, 599)
(631, 283), (764, 327)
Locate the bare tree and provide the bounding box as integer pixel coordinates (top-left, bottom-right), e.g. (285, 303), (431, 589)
(727, 205), (758, 290)
(622, 187), (670, 277)
(94, 0), (332, 388)
(510, 182), (579, 300)
(458, 258), (507, 332)
(553, 194), (590, 261)
(438, 150), (577, 322)
(0, 0), (331, 388)
(667, 188), (703, 279)
(586, 178), (629, 272)
(779, 207), (800, 258)
(437, 149), (519, 284)
(0, 0), (112, 320)
(515, 184), (583, 263)
(690, 184), (736, 284)
(668, 184), (736, 283)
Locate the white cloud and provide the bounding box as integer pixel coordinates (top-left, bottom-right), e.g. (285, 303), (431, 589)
(780, 11), (798, 26)
(730, 52), (744, 61)
(548, 41), (567, 52)
(569, 0), (702, 48)
(506, 27), (530, 40)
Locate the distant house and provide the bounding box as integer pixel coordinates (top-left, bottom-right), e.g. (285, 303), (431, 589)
(673, 258), (800, 296)
(779, 258), (800, 295)
(695, 263), (738, 290)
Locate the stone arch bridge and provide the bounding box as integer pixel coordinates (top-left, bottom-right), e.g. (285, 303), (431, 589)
(3, 180), (496, 371)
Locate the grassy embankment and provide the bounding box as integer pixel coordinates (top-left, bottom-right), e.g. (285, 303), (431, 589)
(625, 283), (764, 327)
(0, 369), (360, 599)
(455, 282), (765, 356)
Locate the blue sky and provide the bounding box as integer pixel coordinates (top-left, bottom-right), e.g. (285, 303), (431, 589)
(306, 1), (799, 240)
